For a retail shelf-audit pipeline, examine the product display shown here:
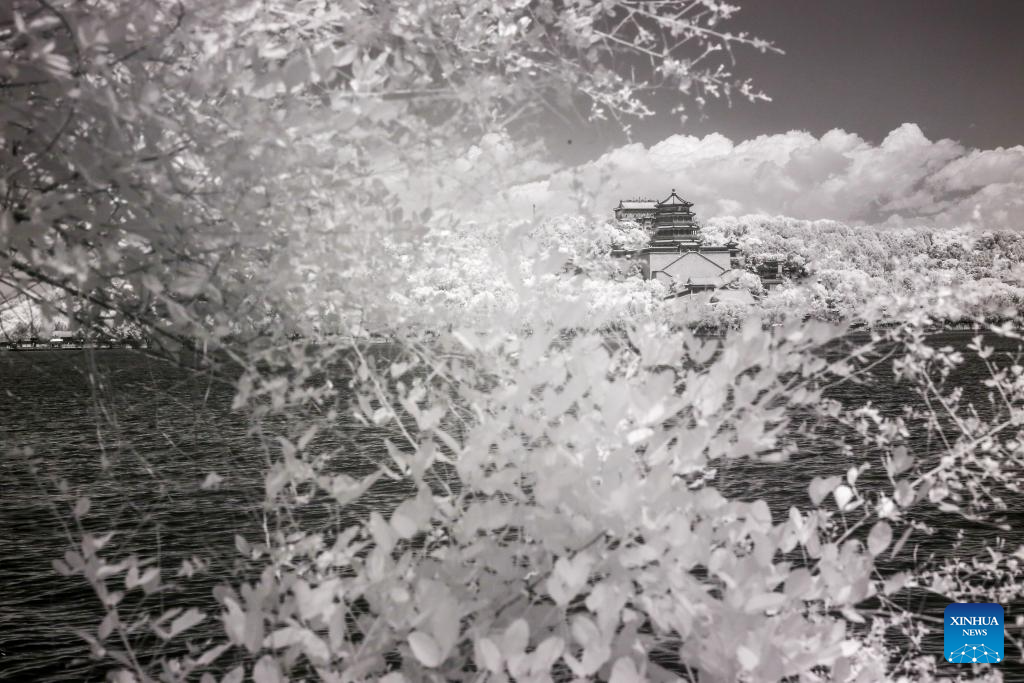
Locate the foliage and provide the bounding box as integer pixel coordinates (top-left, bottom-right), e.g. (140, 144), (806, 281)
(4, 1), (1024, 682)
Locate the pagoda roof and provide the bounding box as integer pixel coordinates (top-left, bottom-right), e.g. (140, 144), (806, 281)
(617, 199), (658, 210)
(657, 189), (693, 207)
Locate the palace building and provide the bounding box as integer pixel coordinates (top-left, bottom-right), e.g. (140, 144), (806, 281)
(614, 190), (745, 297)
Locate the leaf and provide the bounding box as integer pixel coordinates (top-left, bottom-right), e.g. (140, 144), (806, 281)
(570, 615), (599, 648)
(369, 511), (398, 553)
(283, 55), (312, 91)
(894, 480), (915, 507)
(196, 643), (230, 667)
(891, 446), (914, 474)
(809, 476), (840, 505)
(297, 424), (318, 451)
(475, 637), (503, 673)
(746, 592), (786, 613)
(833, 484), (854, 510)
(252, 655), (283, 683)
(840, 606), (865, 623)
(883, 572), (909, 595)
(502, 619), (529, 657)
(748, 500), (772, 528)
(408, 630), (444, 667)
(73, 496), (91, 519)
(334, 44), (358, 66)
(201, 472), (224, 490)
(133, 567), (159, 590)
(159, 608), (204, 641)
(221, 666), (244, 683)
(82, 532), (115, 557)
(529, 636), (565, 675)
(867, 521), (892, 556)
(737, 645), (759, 670)
(425, 584), (459, 656)
(785, 568), (813, 598)
(626, 427), (653, 444)
(547, 551), (595, 606)
(98, 609), (118, 641)
(609, 656), (643, 683)
(222, 598), (246, 648)
(390, 496), (426, 539)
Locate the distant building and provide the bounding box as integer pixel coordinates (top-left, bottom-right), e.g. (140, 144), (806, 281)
(49, 330), (75, 347)
(614, 190), (747, 298)
(613, 198), (658, 228)
(756, 260), (786, 291)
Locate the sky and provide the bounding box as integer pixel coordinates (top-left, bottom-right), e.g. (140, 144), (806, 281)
(504, 0), (1024, 229)
(550, 0), (1024, 164)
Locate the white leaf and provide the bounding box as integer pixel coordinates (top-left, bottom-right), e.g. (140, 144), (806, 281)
(252, 655), (283, 683)
(571, 615), (600, 648)
(894, 480), (915, 507)
(197, 642), (230, 667)
(475, 637), (503, 673)
(221, 598), (246, 647)
(867, 520), (892, 556)
(833, 484), (854, 510)
(890, 525), (913, 559)
(809, 475), (840, 505)
(840, 606), (865, 623)
(529, 636), (565, 675)
(201, 472), (223, 490)
(626, 427), (653, 445)
(501, 619), (529, 657)
(166, 608), (204, 640)
(98, 610), (117, 641)
(737, 645), (759, 670)
(408, 630), (444, 667)
(369, 511), (397, 553)
(265, 626), (303, 649)
(390, 505), (418, 539)
(609, 656), (643, 683)
(334, 44), (358, 66)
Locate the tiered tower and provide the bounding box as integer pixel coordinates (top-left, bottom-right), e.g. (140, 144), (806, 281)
(648, 189), (701, 251)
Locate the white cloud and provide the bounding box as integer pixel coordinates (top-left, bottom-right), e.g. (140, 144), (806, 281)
(511, 124), (1024, 230)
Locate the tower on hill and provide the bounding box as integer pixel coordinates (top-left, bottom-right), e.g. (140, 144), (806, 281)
(613, 190), (745, 297)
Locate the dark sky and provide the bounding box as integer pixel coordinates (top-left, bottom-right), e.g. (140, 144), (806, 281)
(554, 0), (1024, 164)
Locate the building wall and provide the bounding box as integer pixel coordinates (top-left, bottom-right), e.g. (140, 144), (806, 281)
(647, 251), (729, 284)
(615, 209), (656, 227)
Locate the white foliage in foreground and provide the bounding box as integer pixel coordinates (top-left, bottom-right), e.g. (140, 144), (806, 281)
(391, 217), (667, 330)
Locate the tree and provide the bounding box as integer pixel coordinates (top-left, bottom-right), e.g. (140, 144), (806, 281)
(1, 0), (775, 350)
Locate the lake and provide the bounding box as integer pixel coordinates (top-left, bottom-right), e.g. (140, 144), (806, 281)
(1, 333), (1022, 681)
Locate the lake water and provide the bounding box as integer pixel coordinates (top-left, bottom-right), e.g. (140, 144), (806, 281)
(1, 333), (1022, 681)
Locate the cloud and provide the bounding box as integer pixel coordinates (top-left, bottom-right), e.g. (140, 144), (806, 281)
(510, 123), (1024, 229)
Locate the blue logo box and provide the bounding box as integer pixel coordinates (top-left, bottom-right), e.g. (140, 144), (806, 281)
(944, 603), (1004, 664)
